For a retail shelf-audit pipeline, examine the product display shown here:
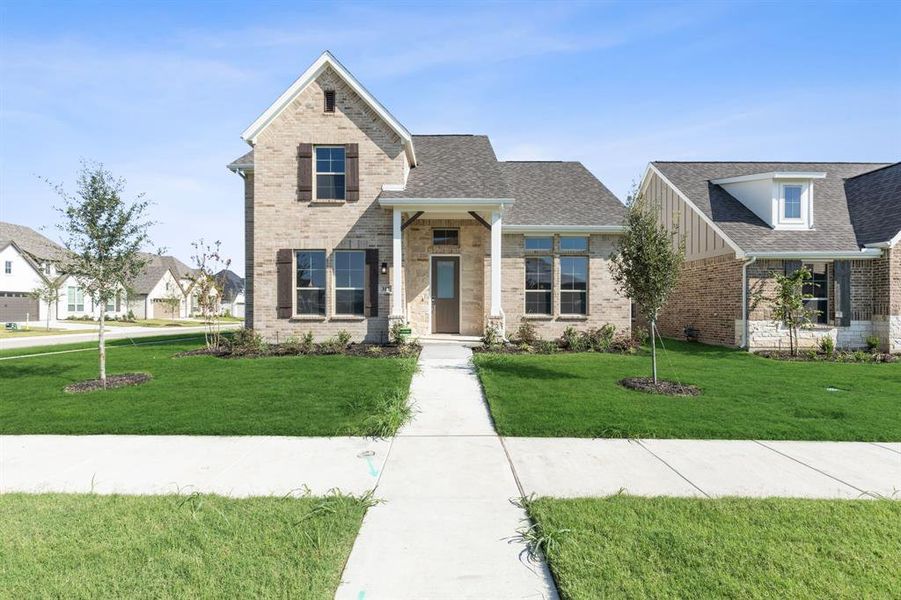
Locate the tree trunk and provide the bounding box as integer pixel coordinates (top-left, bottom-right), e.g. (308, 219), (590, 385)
(99, 309), (107, 387)
(650, 319), (658, 385)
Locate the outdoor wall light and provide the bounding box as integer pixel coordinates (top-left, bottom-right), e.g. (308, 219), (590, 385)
(380, 262), (388, 275)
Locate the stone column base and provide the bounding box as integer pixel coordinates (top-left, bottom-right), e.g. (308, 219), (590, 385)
(485, 314), (506, 341)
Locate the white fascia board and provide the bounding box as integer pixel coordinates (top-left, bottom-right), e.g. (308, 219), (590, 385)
(748, 249), (883, 260)
(711, 172), (827, 185)
(240, 51), (417, 165)
(228, 163), (253, 173)
(378, 197), (515, 210)
(864, 230), (901, 249)
(503, 225), (625, 234)
(644, 164), (747, 258)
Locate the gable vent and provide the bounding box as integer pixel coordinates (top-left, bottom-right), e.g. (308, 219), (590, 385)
(323, 90), (336, 113)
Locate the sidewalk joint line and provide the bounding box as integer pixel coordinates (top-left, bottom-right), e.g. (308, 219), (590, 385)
(868, 441), (901, 456)
(635, 439), (710, 498)
(752, 440), (877, 499)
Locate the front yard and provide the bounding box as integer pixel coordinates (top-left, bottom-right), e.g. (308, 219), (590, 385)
(0, 335), (416, 436)
(526, 496), (901, 599)
(0, 492), (367, 598)
(474, 340), (901, 440)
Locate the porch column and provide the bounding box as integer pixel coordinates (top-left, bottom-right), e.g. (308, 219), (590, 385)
(391, 208), (404, 318)
(490, 210), (503, 316)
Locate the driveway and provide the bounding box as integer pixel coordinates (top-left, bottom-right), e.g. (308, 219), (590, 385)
(0, 322), (241, 350)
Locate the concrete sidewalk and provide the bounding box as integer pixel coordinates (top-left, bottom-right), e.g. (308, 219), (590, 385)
(335, 343), (557, 600)
(0, 322), (241, 351)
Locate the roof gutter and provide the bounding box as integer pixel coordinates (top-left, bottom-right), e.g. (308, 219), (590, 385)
(863, 230), (901, 249)
(502, 225), (626, 234)
(746, 249), (883, 260)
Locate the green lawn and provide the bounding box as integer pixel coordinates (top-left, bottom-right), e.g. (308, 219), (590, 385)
(0, 335), (416, 436)
(0, 492), (367, 598)
(527, 496), (901, 599)
(473, 341), (901, 440)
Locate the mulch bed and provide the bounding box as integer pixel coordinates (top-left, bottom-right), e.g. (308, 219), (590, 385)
(175, 343), (420, 360)
(756, 350), (896, 363)
(65, 373), (152, 393)
(619, 377), (701, 397)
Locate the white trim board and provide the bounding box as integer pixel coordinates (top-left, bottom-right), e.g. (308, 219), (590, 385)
(241, 51), (417, 165)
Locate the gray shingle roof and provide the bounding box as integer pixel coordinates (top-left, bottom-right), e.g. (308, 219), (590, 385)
(845, 163), (901, 247)
(128, 253), (194, 295)
(228, 149), (254, 171)
(380, 135), (511, 200)
(500, 161), (626, 226)
(652, 162), (891, 253)
(0, 221), (68, 263)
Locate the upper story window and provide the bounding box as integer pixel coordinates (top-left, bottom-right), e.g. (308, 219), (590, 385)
(433, 229), (459, 246)
(43, 262), (51, 275)
(323, 90), (336, 113)
(782, 185), (802, 220)
(296, 250), (326, 316)
(524, 237), (553, 251)
(559, 236), (588, 252)
(3, 261), (10, 274)
(315, 146), (346, 200)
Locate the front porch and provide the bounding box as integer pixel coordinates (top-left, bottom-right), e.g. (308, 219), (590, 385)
(380, 198), (512, 338)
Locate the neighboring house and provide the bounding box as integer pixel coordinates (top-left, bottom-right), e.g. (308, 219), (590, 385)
(215, 269), (245, 317)
(0, 222), (69, 323)
(228, 51), (630, 342)
(640, 162), (900, 352)
(127, 253), (196, 319)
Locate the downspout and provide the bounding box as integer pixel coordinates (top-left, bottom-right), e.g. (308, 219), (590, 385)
(741, 256), (757, 350)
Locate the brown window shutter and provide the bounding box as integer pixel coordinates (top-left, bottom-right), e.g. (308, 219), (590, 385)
(365, 248), (379, 317)
(834, 260), (851, 326)
(276, 249), (293, 318)
(297, 144), (313, 201)
(345, 143), (360, 201)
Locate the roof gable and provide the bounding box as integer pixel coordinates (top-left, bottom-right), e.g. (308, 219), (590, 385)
(845, 162), (901, 247)
(241, 51), (416, 165)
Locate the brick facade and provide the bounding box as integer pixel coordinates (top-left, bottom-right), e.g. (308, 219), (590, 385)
(653, 253), (744, 346)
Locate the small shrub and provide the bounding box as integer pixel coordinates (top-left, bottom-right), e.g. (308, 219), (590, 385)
(587, 323), (617, 352)
(804, 348), (818, 360)
(390, 321), (408, 346)
(516, 341), (534, 354)
(231, 328), (265, 355)
(482, 324), (503, 348)
(283, 335), (302, 354)
(610, 333), (640, 354)
(535, 340), (558, 354)
(866, 335), (881, 352)
(853, 350), (870, 362)
(632, 325), (650, 346)
(301, 331), (315, 354)
(336, 329), (352, 347)
(125, 310), (136, 321)
(515, 320), (538, 345)
(562, 326), (588, 352)
(819, 336), (835, 356)
(320, 337), (344, 355)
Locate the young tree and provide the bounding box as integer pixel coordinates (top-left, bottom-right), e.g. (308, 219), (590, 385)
(610, 190), (685, 384)
(49, 162), (153, 387)
(768, 267), (816, 356)
(30, 279), (62, 331)
(187, 239), (231, 349)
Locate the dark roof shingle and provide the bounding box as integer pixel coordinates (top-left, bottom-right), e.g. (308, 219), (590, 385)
(845, 163), (901, 247)
(0, 221), (68, 263)
(652, 162), (891, 253)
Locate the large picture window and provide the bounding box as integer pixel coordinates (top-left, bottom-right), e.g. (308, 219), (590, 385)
(335, 251), (365, 316)
(525, 256), (552, 315)
(67, 286), (84, 313)
(560, 256), (588, 315)
(296, 251), (326, 315)
(315, 146), (346, 200)
(803, 262), (828, 324)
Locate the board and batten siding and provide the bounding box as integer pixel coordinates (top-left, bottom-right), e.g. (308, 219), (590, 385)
(643, 171), (732, 261)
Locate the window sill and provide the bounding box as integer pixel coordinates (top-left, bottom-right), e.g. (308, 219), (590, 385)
(310, 199), (346, 206)
(558, 314), (589, 321)
(522, 314), (554, 320)
(290, 315), (327, 322)
(330, 315), (366, 322)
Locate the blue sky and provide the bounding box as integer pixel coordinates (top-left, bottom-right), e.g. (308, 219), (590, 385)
(1, 1), (899, 269)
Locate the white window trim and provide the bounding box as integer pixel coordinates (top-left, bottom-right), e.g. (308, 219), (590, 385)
(334, 250), (366, 317)
(294, 250), (327, 318)
(559, 255), (589, 316)
(524, 255), (553, 316)
(67, 286), (84, 313)
(313, 145), (346, 202)
(776, 181), (812, 228)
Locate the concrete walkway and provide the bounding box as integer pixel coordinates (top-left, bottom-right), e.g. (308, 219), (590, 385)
(0, 322), (241, 351)
(335, 343), (558, 600)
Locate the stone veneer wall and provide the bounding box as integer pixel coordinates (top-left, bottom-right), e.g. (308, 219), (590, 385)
(872, 246), (901, 352)
(404, 220), (487, 337)
(249, 67), (407, 343)
(498, 233), (631, 340)
(654, 253), (744, 346)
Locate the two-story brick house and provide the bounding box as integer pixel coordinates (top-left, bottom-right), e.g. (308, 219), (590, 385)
(229, 52), (631, 342)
